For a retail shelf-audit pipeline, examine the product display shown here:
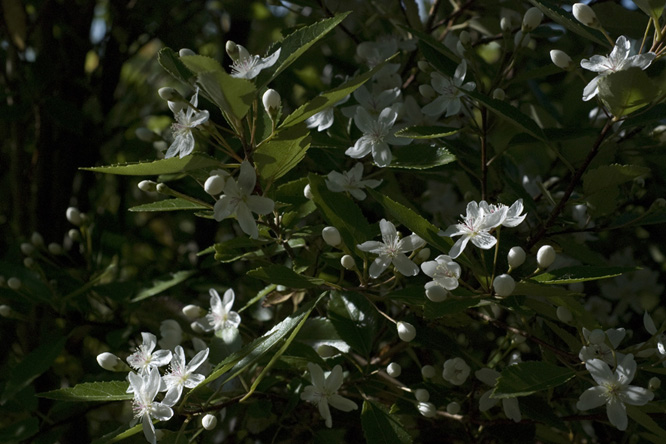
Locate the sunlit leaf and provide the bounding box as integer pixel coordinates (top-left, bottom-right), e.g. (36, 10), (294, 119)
(129, 198), (209, 212)
(81, 153), (221, 176)
(597, 68), (657, 117)
(38, 381), (131, 402)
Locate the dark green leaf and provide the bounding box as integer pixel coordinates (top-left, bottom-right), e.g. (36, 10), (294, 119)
(247, 264), (325, 288)
(531, 266), (636, 285)
(38, 381), (132, 402)
(389, 144), (456, 169)
(132, 270), (196, 302)
(81, 153), (221, 176)
(407, 26), (459, 76)
(129, 198), (209, 212)
(627, 405), (666, 439)
(361, 400), (413, 444)
(527, 0), (609, 47)
(394, 126), (460, 139)
(632, 0), (666, 19)
(493, 361), (575, 398)
(328, 292), (377, 357)
(597, 68), (657, 117)
(255, 123), (311, 185)
(0, 417), (38, 442)
(158, 47), (195, 83)
(583, 164), (650, 216)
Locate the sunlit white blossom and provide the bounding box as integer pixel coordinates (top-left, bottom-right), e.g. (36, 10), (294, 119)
(127, 332), (173, 375)
(357, 219), (425, 278)
(165, 89), (210, 159)
(300, 363), (358, 428)
(195, 288), (241, 333)
(325, 163), (382, 200)
(421, 254), (460, 294)
(440, 201), (507, 259)
(162, 345), (209, 405)
(128, 368), (175, 444)
(230, 45), (281, 79)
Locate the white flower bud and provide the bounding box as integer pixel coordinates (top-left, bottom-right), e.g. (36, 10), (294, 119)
(204, 175), (226, 196)
(341, 254), (356, 270)
(158, 87), (184, 102)
(415, 388), (430, 402)
(276, 285), (287, 292)
(179, 48), (196, 57)
(421, 365), (436, 379)
(536, 245), (556, 269)
(202, 413), (218, 430)
(419, 84), (436, 100)
(649, 377), (661, 391)
(7, 277), (21, 290)
(262, 88), (281, 114)
(493, 274), (516, 297)
(48, 243), (63, 255)
(522, 7), (543, 32)
(425, 284), (448, 302)
(507, 246), (526, 268)
(550, 49), (573, 70)
(303, 184), (314, 200)
(446, 401), (461, 415)
(317, 344), (341, 357)
(0, 305), (12, 317)
(68, 229), (81, 242)
(500, 17), (512, 32)
(191, 321), (206, 334)
(416, 247), (430, 262)
(66, 207), (82, 226)
(418, 401), (437, 418)
(225, 41), (239, 61)
(138, 180), (158, 192)
(653, 198), (666, 208)
(135, 127), (160, 143)
(182, 304), (206, 320)
(459, 30), (471, 46)
(23, 257), (34, 268)
(556, 306), (573, 323)
(156, 183), (170, 194)
(31, 232), (44, 247)
(573, 3), (599, 28)
(397, 321), (416, 342)
(322, 226), (342, 247)
(386, 362), (402, 377)
(96, 352), (126, 372)
(417, 60), (431, 72)
(20, 243), (34, 256)
(492, 88), (506, 100)
(588, 329), (606, 345)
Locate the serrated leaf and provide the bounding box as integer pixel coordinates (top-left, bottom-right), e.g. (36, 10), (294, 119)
(632, 0), (666, 19)
(328, 292), (377, 357)
(598, 67), (657, 117)
(247, 264), (324, 289)
(256, 12), (351, 89)
(394, 125), (459, 139)
(389, 144), (456, 169)
(158, 47), (195, 83)
(38, 381), (132, 402)
(464, 88), (545, 140)
(583, 164), (650, 216)
(296, 317), (351, 354)
(129, 198), (209, 212)
(527, 0), (609, 47)
(132, 270), (196, 302)
(280, 59), (391, 129)
(361, 400), (412, 444)
(531, 266), (635, 285)
(81, 153), (221, 176)
(255, 123), (311, 185)
(493, 361), (575, 398)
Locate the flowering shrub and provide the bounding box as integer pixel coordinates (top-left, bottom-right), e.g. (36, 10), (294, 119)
(3, 1), (666, 443)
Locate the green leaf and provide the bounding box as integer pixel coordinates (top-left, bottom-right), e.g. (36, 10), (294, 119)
(407, 26), (459, 76)
(464, 88), (545, 140)
(254, 123), (311, 185)
(527, 0), (609, 47)
(597, 67), (657, 117)
(247, 264), (325, 289)
(627, 405), (666, 439)
(129, 198), (209, 212)
(132, 270), (196, 302)
(389, 144), (456, 170)
(81, 153), (221, 176)
(394, 126), (460, 139)
(632, 0), (666, 19)
(531, 266), (635, 285)
(361, 400), (413, 444)
(328, 292), (377, 357)
(583, 164), (651, 216)
(158, 47), (195, 83)
(280, 59), (391, 129)
(493, 361), (575, 398)
(256, 12), (351, 89)
(0, 417), (38, 443)
(1, 336), (66, 404)
(38, 381), (132, 402)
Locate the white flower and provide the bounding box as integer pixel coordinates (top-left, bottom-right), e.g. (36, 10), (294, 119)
(128, 368), (175, 444)
(213, 160), (275, 239)
(300, 363), (358, 428)
(345, 105), (411, 168)
(195, 288), (241, 333)
(421, 255), (461, 293)
(165, 89), (210, 159)
(422, 60), (476, 117)
(580, 36), (656, 101)
(306, 108), (335, 132)
(576, 354), (654, 431)
(479, 199), (526, 228)
(230, 44), (281, 79)
(476, 368), (522, 423)
(325, 163), (382, 200)
(158, 319), (183, 351)
(162, 345), (209, 405)
(357, 219), (425, 278)
(127, 332), (173, 375)
(442, 357), (470, 385)
(440, 201), (507, 259)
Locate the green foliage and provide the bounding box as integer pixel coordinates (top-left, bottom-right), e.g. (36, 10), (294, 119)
(82, 153), (221, 176)
(255, 123), (311, 186)
(493, 362), (576, 398)
(597, 68), (659, 117)
(38, 381), (132, 402)
(583, 164), (651, 216)
(361, 400), (412, 444)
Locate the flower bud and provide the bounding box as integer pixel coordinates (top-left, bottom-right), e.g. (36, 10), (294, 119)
(459, 30), (471, 46)
(48, 243), (63, 255)
(556, 306), (573, 323)
(522, 7), (543, 32)
(262, 88), (281, 115)
(23, 257), (34, 268)
(550, 49), (573, 70)
(179, 48), (196, 57)
(96, 352), (127, 372)
(418, 401), (437, 418)
(7, 277), (21, 290)
(446, 401), (461, 415)
(573, 3), (599, 28)
(386, 362), (402, 377)
(417, 60), (431, 72)
(138, 180), (158, 192)
(507, 246), (526, 268)
(225, 41), (239, 62)
(397, 321), (416, 342)
(493, 274), (516, 297)
(317, 344), (341, 357)
(415, 248), (430, 262)
(0, 305), (12, 317)
(182, 304), (206, 320)
(158, 87), (184, 103)
(202, 414), (218, 430)
(31, 232), (44, 247)
(415, 388), (430, 402)
(649, 376), (661, 391)
(20, 243), (34, 256)
(66, 207), (82, 226)
(341, 254), (356, 270)
(191, 321), (206, 334)
(425, 283), (448, 302)
(421, 365), (436, 379)
(135, 127), (161, 143)
(536, 245), (556, 269)
(588, 329), (606, 345)
(492, 88), (506, 100)
(322, 226), (342, 247)
(156, 183), (170, 194)
(500, 17), (512, 32)
(303, 184), (314, 200)
(204, 175), (226, 196)
(419, 84), (436, 100)
(68, 229), (81, 242)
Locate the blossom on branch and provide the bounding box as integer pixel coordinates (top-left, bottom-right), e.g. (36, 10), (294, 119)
(300, 363), (358, 428)
(357, 219), (425, 279)
(165, 89), (209, 159)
